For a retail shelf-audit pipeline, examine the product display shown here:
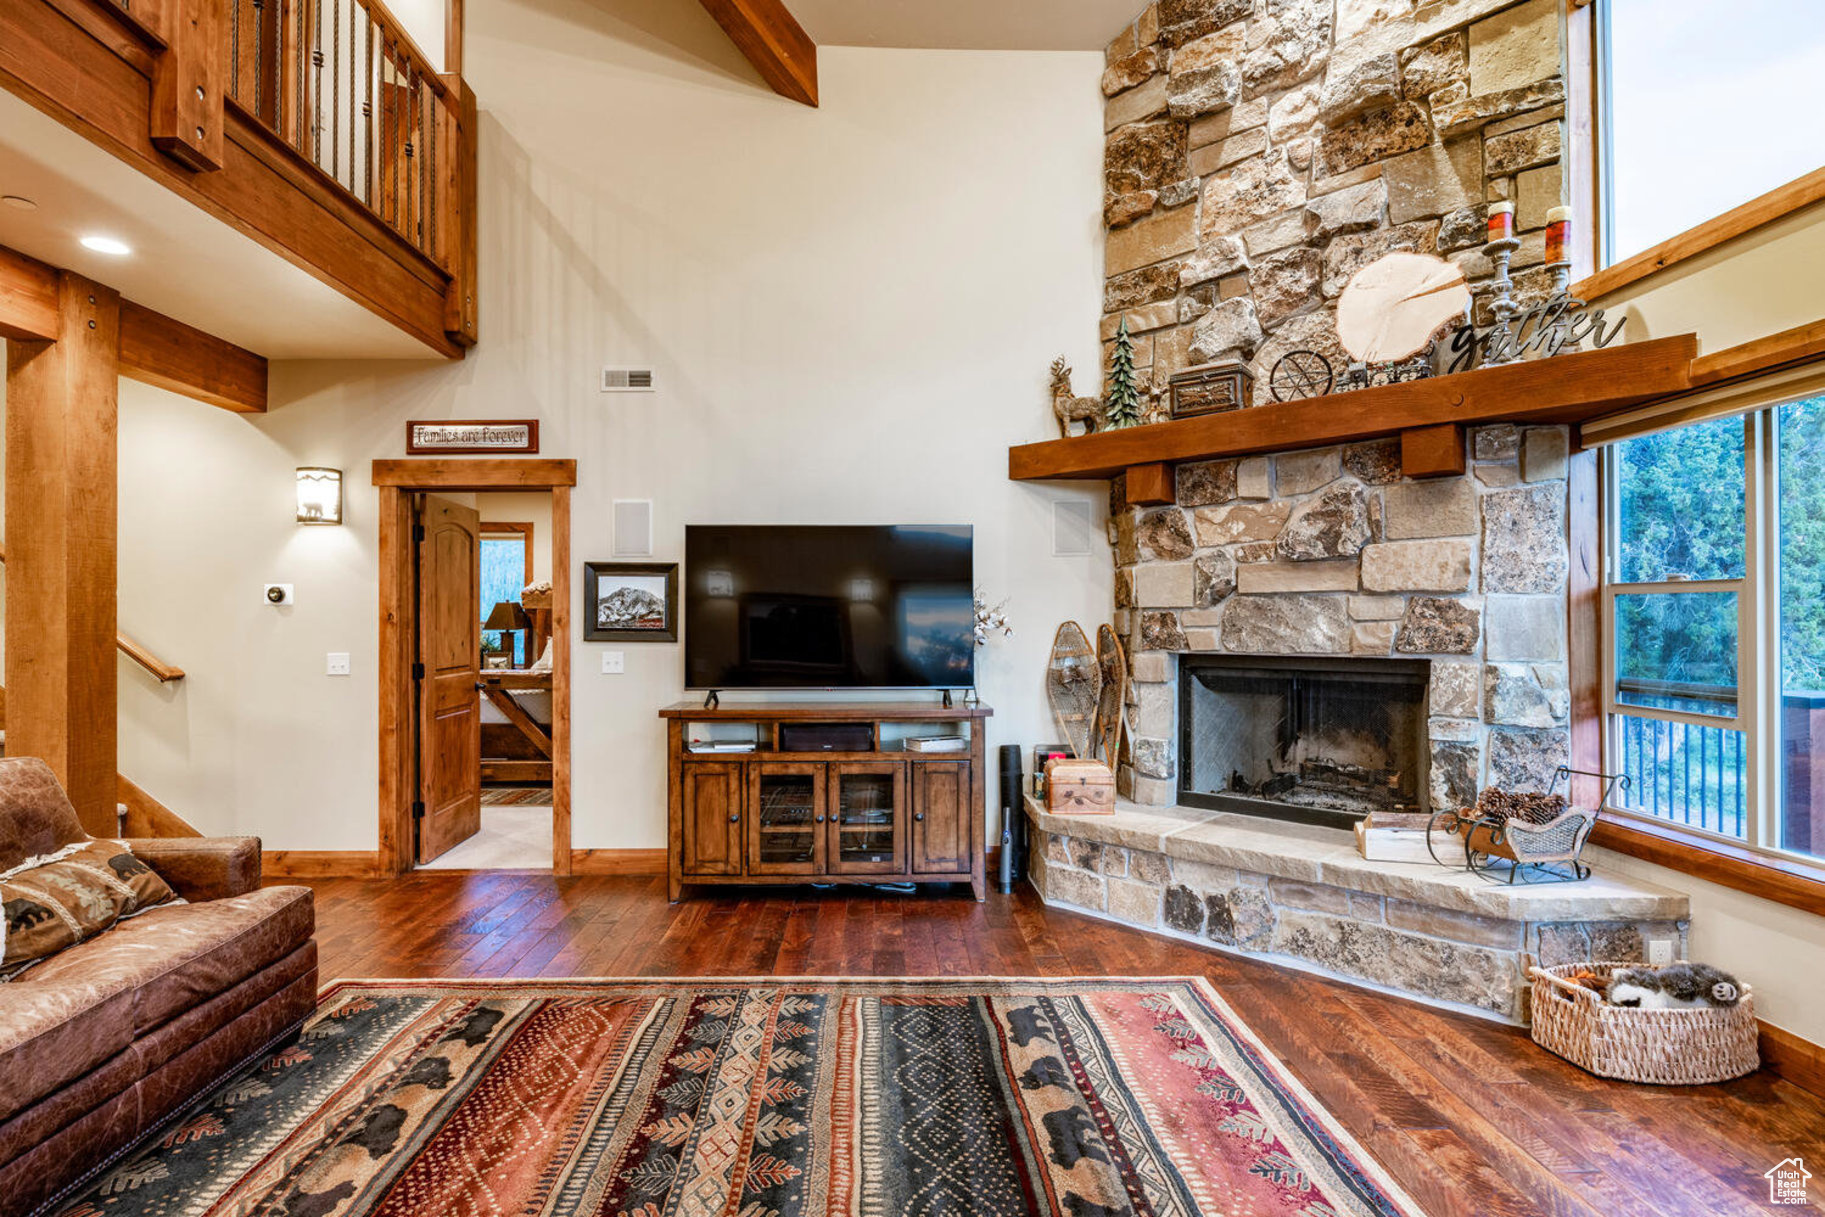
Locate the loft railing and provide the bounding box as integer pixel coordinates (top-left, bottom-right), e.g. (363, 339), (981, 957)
(0, 544), (185, 684)
(227, 0), (457, 269)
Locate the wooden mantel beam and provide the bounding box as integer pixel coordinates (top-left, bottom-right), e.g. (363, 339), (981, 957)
(697, 0), (818, 107)
(1, 243), (267, 412)
(1008, 335), (1699, 483)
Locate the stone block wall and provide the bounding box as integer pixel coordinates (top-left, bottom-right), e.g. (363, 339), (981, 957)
(1099, 0), (1567, 403)
(1031, 825), (1687, 1021)
(1112, 423), (1572, 808)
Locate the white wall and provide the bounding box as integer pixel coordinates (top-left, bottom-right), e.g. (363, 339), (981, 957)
(386, 0), (448, 73)
(103, 0), (1109, 854)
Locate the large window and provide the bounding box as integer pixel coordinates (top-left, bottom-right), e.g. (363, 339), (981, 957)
(1600, 0), (1825, 265)
(480, 525), (533, 666)
(1604, 397), (1825, 863)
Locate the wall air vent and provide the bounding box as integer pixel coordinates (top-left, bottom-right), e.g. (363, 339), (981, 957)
(601, 368), (655, 392)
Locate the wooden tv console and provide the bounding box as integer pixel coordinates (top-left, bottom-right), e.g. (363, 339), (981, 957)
(661, 701), (993, 902)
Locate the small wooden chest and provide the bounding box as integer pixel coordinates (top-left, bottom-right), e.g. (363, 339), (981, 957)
(1045, 758), (1116, 815)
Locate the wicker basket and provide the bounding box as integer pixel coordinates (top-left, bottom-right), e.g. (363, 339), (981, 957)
(1528, 961), (1760, 1085)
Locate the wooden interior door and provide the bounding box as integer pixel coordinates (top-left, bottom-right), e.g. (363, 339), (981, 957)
(681, 762), (745, 875)
(416, 494), (482, 864)
(911, 762), (971, 874)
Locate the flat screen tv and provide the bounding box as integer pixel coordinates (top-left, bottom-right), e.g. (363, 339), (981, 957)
(684, 525), (974, 690)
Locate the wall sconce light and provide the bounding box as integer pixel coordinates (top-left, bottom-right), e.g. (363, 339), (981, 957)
(296, 467), (343, 525)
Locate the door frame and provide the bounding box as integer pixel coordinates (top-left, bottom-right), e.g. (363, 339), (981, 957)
(374, 458), (577, 876)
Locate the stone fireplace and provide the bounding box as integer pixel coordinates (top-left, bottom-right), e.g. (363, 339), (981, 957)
(1180, 654), (1430, 827)
(1017, 0), (1692, 1023)
(1115, 426), (1575, 816)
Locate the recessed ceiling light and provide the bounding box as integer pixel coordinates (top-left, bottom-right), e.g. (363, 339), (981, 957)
(79, 234), (131, 256)
(1, 195), (36, 210)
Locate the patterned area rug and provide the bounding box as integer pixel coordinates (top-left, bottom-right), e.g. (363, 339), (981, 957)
(56, 978), (1424, 1217)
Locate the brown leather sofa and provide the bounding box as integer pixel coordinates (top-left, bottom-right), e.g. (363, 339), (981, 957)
(0, 758), (317, 1214)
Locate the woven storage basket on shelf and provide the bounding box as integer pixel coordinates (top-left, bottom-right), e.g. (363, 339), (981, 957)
(1528, 961), (1760, 1085)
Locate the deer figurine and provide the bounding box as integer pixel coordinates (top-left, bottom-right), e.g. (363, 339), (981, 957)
(1050, 357), (1103, 438)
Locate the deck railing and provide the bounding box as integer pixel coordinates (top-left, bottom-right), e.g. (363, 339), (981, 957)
(227, 0), (458, 269)
(1612, 706), (1747, 838)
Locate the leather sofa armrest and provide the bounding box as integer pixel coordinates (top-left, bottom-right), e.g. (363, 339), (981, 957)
(121, 836), (263, 901)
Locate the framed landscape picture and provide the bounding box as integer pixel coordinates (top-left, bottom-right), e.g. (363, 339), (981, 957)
(584, 562), (678, 642)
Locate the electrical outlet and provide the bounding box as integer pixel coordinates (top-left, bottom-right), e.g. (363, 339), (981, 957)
(1648, 938), (1675, 967)
(263, 583), (294, 606)
(326, 653), (351, 676)
(601, 651), (625, 674)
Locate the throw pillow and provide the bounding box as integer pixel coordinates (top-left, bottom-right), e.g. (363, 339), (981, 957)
(1, 840), (181, 977)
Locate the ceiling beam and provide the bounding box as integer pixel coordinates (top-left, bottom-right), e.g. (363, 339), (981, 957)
(697, 0), (818, 107)
(0, 243), (59, 341)
(0, 242), (268, 412)
(119, 299), (267, 413)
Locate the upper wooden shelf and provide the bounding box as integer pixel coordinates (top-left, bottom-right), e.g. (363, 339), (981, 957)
(659, 701), (994, 720)
(1007, 334), (1699, 484)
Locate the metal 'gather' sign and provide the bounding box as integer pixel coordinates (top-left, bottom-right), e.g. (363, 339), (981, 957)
(406, 420), (540, 454)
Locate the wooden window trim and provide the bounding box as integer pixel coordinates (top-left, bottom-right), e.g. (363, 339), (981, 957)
(1573, 165), (1825, 303)
(1590, 814), (1825, 918)
(480, 521), (535, 586)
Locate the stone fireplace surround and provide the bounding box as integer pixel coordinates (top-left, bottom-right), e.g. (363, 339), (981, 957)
(1113, 424), (1576, 813)
(1017, 423), (1697, 1023)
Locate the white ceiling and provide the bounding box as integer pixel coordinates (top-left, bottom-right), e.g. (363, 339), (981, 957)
(0, 90), (443, 361)
(787, 0), (1143, 51)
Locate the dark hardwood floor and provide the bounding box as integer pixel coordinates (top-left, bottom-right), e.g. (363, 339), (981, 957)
(294, 873), (1825, 1217)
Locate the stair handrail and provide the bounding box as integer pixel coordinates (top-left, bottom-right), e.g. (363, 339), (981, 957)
(0, 543), (186, 683)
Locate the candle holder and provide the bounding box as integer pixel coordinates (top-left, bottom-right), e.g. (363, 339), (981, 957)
(1543, 258), (1576, 354)
(1481, 236), (1524, 367)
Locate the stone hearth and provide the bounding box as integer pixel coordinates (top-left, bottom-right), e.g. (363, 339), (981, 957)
(1026, 797), (1688, 1022)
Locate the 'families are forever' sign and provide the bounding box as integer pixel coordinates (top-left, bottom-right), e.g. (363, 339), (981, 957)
(406, 420), (540, 454)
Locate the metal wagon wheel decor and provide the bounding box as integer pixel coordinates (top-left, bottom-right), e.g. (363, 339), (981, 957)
(1269, 350), (1334, 401)
(1427, 766), (1629, 884)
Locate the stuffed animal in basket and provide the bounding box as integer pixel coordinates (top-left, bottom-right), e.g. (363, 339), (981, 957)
(1606, 963), (1741, 1009)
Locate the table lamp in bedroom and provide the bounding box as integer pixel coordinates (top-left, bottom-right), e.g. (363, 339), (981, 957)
(484, 600), (532, 668)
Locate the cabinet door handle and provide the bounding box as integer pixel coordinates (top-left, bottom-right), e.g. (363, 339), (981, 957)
(729, 814), (740, 823)
(815, 814), (825, 823)
(914, 811), (925, 821)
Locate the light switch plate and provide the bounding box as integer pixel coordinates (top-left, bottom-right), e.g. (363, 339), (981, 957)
(601, 651), (625, 674)
(326, 652), (351, 676)
(1647, 938), (1675, 966)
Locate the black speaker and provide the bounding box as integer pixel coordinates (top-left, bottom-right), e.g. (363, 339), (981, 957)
(779, 722), (875, 752)
(997, 744), (1025, 894)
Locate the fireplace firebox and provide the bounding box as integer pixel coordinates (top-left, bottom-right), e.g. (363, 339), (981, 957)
(1177, 655), (1431, 829)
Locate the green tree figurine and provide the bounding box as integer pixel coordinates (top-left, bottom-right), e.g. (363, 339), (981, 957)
(1105, 317), (1143, 429)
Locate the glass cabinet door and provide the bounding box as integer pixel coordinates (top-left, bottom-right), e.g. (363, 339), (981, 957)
(749, 764), (824, 874)
(828, 764), (905, 875)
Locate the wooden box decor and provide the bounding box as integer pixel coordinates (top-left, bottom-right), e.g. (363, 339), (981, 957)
(1528, 961), (1759, 1085)
(1045, 758), (1115, 815)
(1168, 361), (1255, 420)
